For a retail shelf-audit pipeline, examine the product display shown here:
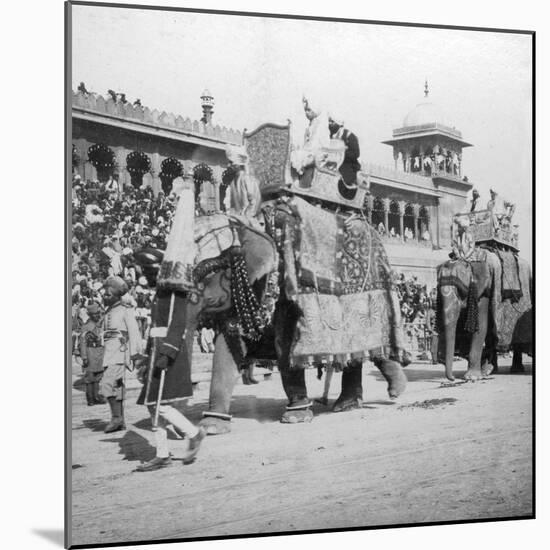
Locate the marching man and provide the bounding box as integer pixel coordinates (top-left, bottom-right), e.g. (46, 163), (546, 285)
(99, 276), (144, 433)
(134, 187), (206, 472)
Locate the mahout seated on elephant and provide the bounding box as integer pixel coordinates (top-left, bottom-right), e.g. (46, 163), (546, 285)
(436, 244), (532, 381)
(137, 200), (409, 436)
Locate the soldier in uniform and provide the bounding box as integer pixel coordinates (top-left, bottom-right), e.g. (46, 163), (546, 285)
(79, 302), (106, 406)
(99, 276), (144, 433)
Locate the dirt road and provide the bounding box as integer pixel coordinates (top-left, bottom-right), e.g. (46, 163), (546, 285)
(69, 357), (533, 547)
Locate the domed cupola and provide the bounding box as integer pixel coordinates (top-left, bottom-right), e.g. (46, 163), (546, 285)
(402, 82), (449, 127)
(382, 80), (472, 179)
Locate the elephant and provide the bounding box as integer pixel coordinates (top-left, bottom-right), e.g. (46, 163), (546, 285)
(436, 246), (532, 382)
(138, 205), (408, 435)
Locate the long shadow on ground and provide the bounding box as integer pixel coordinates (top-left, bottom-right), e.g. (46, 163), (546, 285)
(100, 430), (156, 463)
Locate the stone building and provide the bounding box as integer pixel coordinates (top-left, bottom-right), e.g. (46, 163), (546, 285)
(362, 82), (473, 287)
(71, 82), (473, 288)
(71, 87), (242, 211)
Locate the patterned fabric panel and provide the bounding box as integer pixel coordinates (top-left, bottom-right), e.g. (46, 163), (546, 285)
(291, 197), (394, 295)
(244, 124), (291, 195)
(493, 256), (532, 349)
(290, 289), (405, 362)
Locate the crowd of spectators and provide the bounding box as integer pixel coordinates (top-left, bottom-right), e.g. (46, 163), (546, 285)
(71, 173), (177, 344)
(393, 273), (438, 358)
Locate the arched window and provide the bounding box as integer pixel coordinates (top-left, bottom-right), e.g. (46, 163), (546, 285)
(159, 157), (184, 195)
(193, 163), (215, 213)
(88, 143), (115, 182)
(371, 197), (385, 233)
(418, 206), (430, 242)
(126, 151), (152, 189)
(388, 200), (401, 237)
(404, 203), (415, 240)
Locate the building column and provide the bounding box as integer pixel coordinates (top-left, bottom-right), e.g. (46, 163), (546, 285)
(365, 195), (373, 224)
(433, 201), (440, 248)
(151, 153), (161, 196)
(382, 198), (390, 233)
(398, 200), (406, 241)
(412, 204), (420, 241)
(393, 148), (399, 171)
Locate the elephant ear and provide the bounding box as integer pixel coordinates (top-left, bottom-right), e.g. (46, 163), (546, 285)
(235, 224), (278, 284)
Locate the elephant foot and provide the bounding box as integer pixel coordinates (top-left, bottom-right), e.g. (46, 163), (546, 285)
(481, 362), (494, 378)
(199, 414), (232, 435)
(375, 359), (407, 398)
(332, 396), (363, 412)
(463, 368), (482, 381)
(281, 407), (313, 424)
(510, 365), (525, 374)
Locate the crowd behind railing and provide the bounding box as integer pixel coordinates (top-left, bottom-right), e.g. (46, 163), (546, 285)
(71, 174), (439, 361)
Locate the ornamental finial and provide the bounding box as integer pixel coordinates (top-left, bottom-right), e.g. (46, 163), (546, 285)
(424, 79), (429, 98)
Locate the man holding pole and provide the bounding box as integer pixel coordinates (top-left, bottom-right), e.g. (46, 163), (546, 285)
(135, 186), (206, 472)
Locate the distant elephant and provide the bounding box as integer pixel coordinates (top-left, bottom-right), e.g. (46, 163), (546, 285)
(437, 247), (532, 381)
(139, 207), (408, 435)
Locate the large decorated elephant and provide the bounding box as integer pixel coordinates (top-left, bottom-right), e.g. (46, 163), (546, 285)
(436, 246), (532, 381)
(139, 196), (409, 435)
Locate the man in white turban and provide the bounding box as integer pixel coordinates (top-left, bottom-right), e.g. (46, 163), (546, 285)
(290, 95), (331, 176)
(225, 145), (262, 228)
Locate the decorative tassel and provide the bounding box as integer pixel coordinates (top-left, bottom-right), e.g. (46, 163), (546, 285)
(464, 280), (479, 333)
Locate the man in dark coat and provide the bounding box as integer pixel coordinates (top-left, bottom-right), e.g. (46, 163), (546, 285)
(135, 290), (206, 472)
(328, 115), (361, 199)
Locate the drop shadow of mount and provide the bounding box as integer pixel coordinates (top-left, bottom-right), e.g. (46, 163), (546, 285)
(33, 529), (65, 547)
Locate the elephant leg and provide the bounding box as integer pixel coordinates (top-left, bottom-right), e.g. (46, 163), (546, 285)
(481, 346), (496, 377)
(441, 286), (461, 381)
(511, 347), (525, 373)
(279, 367), (313, 424)
(274, 300), (313, 424)
(333, 360), (363, 412)
(374, 358), (407, 398)
(464, 297), (489, 381)
(199, 333), (240, 435)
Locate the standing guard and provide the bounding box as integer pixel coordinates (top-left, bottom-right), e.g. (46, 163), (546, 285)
(79, 302), (106, 406)
(99, 276), (144, 433)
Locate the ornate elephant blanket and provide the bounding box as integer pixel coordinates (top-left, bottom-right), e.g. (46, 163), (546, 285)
(269, 196), (405, 367)
(494, 249), (523, 302)
(491, 252), (532, 350)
